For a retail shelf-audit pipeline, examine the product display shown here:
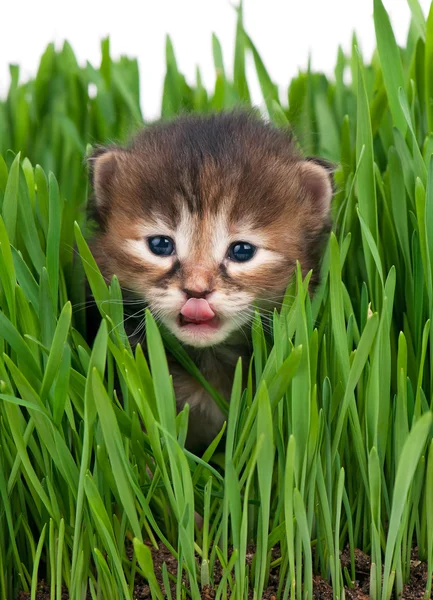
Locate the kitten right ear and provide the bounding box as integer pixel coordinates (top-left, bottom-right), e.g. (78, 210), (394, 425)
(304, 156), (336, 193)
(88, 146), (128, 211)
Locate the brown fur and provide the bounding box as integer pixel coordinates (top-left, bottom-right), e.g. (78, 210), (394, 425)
(88, 110), (333, 452)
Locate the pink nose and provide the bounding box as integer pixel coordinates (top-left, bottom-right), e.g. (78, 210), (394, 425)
(180, 298), (215, 322)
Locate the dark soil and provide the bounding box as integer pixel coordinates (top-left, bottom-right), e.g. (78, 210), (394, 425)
(16, 545), (432, 599)
(402, 550), (431, 600)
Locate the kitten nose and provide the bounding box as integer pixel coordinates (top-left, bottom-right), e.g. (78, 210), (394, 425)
(183, 287), (213, 299)
(182, 266), (214, 298)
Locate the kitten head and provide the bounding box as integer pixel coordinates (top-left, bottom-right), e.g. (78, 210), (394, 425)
(88, 111), (332, 348)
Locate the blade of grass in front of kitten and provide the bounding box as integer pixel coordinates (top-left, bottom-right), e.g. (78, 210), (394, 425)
(356, 53), (379, 301)
(381, 412), (432, 600)
(145, 310), (176, 436)
(46, 173), (63, 309)
(425, 3), (433, 131)
(91, 367), (143, 541)
(244, 32), (279, 115)
(74, 221), (110, 311)
(408, 0), (426, 40)
(39, 301), (71, 402)
(255, 382), (274, 599)
(373, 0), (407, 135)
(30, 524), (46, 600)
(133, 539), (164, 600)
(0, 215), (17, 323)
(2, 152), (20, 245)
(233, 2), (250, 104)
(84, 472), (131, 598)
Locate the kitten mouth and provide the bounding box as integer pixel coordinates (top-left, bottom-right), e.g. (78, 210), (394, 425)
(178, 314), (221, 330)
(178, 297), (220, 331)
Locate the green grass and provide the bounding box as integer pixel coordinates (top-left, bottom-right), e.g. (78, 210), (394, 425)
(1, 1), (433, 598)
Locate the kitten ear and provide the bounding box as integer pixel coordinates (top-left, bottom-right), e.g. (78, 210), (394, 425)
(88, 146), (128, 211)
(298, 157), (335, 218)
(305, 156), (335, 172)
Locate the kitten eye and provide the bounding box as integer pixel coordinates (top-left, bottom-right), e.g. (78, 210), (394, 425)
(148, 236), (175, 256)
(228, 242), (256, 262)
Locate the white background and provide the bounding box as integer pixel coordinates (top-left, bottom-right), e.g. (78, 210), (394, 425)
(1, 0), (431, 119)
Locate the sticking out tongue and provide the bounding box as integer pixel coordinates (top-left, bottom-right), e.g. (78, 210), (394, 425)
(180, 298), (215, 323)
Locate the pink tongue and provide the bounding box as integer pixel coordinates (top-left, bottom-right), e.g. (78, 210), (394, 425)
(181, 298), (215, 322)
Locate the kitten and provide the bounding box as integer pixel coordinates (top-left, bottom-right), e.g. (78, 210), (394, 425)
(88, 111), (333, 452)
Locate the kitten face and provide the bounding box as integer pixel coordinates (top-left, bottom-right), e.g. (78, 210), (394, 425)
(108, 209), (293, 347)
(89, 112), (332, 348)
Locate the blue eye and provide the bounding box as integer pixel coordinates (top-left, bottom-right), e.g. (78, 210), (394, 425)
(148, 236), (175, 256)
(228, 242), (256, 262)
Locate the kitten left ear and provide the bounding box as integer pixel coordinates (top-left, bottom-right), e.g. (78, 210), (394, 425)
(298, 157), (335, 217)
(88, 146), (129, 211)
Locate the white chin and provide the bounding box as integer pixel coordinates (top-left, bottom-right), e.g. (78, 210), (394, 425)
(167, 320), (234, 348)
